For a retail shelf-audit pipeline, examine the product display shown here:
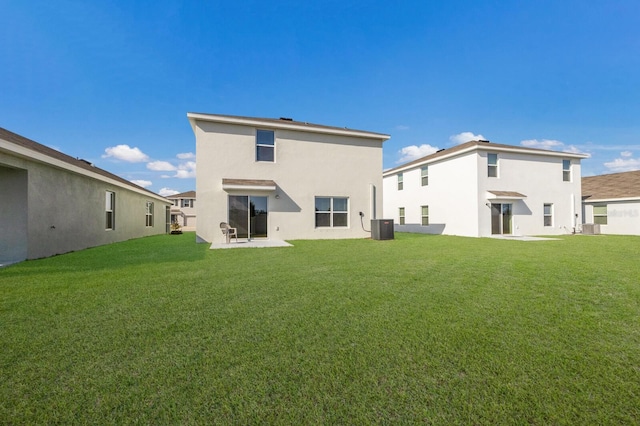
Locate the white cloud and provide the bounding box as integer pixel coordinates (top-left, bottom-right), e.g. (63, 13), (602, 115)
(177, 152), (195, 160)
(130, 179), (152, 188)
(604, 152), (640, 172)
(147, 161), (177, 171)
(521, 139), (563, 150)
(564, 145), (591, 157)
(450, 132), (486, 145)
(174, 161), (196, 179)
(102, 145), (149, 162)
(159, 187), (180, 197)
(397, 144), (439, 163)
(395, 125), (410, 131)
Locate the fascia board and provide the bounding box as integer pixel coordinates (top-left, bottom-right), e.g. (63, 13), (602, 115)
(0, 141), (169, 204)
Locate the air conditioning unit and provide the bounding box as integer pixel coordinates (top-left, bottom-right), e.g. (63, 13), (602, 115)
(371, 219), (394, 240)
(582, 223), (601, 235)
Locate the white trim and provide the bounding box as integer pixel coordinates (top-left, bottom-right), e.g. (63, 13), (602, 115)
(0, 139), (169, 203)
(584, 197), (640, 203)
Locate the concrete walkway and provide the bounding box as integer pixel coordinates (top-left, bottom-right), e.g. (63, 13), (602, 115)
(210, 239), (293, 250)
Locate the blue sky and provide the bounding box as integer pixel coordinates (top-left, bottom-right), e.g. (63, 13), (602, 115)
(2, 0), (639, 196)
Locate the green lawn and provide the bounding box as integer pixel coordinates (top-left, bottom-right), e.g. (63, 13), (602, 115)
(1, 233), (639, 424)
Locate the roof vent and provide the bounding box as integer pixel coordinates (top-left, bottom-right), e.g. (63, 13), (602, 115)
(478, 139), (490, 143)
(79, 159), (94, 166)
(279, 117), (293, 121)
(436, 148), (446, 153)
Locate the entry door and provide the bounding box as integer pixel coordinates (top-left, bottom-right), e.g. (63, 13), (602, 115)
(228, 195), (268, 239)
(491, 203), (512, 235)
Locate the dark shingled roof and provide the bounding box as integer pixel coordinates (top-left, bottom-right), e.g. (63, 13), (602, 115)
(582, 170), (640, 200)
(167, 190), (196, 198)
(0, 127), (167, 200)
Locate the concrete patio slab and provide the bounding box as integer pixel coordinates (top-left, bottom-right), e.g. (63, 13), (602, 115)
(488, 235), (561, 241)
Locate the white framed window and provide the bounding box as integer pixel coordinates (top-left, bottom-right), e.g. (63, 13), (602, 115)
(543, 203), (553, 226)
(256, 129), (275, 162)
(563, 159), (571, 182)
(593, 204), (608, 225)
(181, 199), (193, 208)
(421, 205), (429, 226)
(145, 201), (154, 227)
(399, 207), (405, 225)
(105, 191), (115, 230)
(397, 173), (403, 190)
(421, 166), (428, 186)
(488, 153), (498, 177)
(315, 197), (348, 228)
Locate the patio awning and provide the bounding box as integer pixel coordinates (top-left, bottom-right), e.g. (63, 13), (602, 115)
(486, 190), (527, 200)
(222, 178), (277, 192)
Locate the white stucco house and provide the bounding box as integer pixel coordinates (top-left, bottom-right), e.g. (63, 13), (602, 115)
(187, 113), (390, 243)
(383, 140), (588, 238)
(0, 127), (172, 265)
(582, 170), (640, 235)
(167, 190), (197, 231)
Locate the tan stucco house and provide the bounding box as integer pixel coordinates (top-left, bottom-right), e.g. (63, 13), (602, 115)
(0, 127), (172, 265)
(582, 170), (640, 235)
(187, 113), (390, 243)
(167, 190), (197, 231)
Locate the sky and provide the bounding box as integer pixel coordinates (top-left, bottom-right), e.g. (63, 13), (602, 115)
(2, 0), (639, 196)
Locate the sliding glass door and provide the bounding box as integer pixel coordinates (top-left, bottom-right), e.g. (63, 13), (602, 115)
(491, 203), (512, 235)
(228, 195), (268, 239)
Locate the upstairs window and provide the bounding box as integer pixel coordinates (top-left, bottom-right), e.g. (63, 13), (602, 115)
(593, 205), (608, 225)
(488, 153), (498, 177)
(145, 201), (154, 227)
(421, 166), (428, 186)
(256, 129), (275, 162)
(543, 203), (553, 226)
(563, 159), (571, 182)
(315, 197), (348, 228)
(106, 191), (115, 230)
(397, 173), (404, 190)
(181, 199), (193, 208)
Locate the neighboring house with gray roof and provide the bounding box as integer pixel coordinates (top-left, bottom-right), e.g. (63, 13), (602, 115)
(187, 113), (389, 243)
(383, 140), (588, 237)
(166, 190), (197, 231)
(582, 171), (640, 235)
(0, 127), (171, 265)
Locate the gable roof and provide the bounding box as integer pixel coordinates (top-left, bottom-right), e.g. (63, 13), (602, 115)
(384, 140), (588, 176)
(167, 190), (196, 199)
(187, 112), (390, 141)
(0, 127), (168, 202)
(582, 170), (640, 201)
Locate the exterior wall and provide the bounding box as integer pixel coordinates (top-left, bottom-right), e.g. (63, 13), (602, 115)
(583, 200), (640, 235)
(383, 147), (583, 238)
(195, 120), (384, 242)
(476, 151), (582, 236)
(0, 151), (170, 262)
(383, 152), (480, 236)
(0, 165), (28, 264)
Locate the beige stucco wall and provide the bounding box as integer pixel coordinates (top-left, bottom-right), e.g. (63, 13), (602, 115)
(583, 200), (640, 235)
(194, 120), (385, 242)
(0, 150), (171, 262)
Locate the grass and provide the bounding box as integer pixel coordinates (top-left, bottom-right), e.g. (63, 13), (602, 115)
(1, 232), (639, 424)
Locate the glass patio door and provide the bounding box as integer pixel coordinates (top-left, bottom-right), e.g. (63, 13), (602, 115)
(228, 195), (268, 239)
(491, 203), (512, 235)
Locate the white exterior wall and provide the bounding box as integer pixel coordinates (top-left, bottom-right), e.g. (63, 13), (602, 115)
(477, 151), (582, 236)
(583, 200), (640, 235)
(194, 120), (385, 242)
(383, 152), (480, 236)
(383, 146), (583, 238)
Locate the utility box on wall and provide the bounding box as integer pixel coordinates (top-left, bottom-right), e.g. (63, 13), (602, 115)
(371, 219), (394, 240)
